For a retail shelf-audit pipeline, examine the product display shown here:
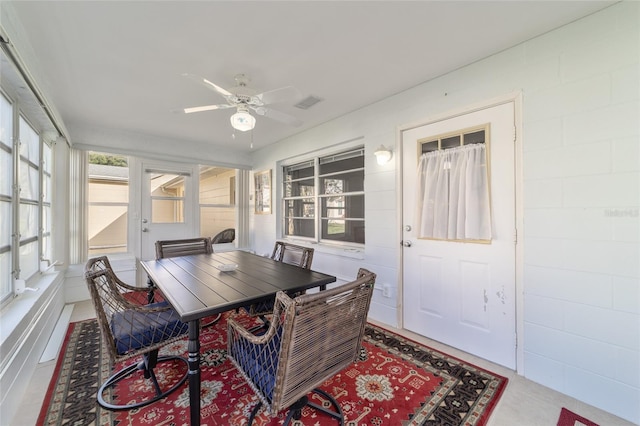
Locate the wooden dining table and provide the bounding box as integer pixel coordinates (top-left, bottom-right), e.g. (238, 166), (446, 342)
(140, 250), (337, 426)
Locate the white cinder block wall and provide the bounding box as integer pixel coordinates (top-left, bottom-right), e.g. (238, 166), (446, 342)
(250, 3), (639, 423)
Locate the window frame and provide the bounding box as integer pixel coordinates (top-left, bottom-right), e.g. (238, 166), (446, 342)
(281, 146), (365, 247)
(0, 89), (54, 306)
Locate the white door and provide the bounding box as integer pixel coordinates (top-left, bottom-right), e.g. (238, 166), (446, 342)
(140, 162), (198, 262)
(402, 102), (516, 369)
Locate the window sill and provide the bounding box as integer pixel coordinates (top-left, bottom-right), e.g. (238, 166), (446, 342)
(283, 239), (365, 260)
(0, 270), (63, 349)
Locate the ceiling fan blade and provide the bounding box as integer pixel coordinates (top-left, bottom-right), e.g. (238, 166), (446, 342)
(181, 73), (233, 99)
(253, 106), (303, 127)
(255, 86), (302, 105)
(181, 104), (234, 114)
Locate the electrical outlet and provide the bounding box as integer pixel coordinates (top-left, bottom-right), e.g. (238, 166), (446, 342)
(382, 283), (391, 297)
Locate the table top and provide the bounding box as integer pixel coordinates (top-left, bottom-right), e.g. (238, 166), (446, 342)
(140, 250), (336, 322)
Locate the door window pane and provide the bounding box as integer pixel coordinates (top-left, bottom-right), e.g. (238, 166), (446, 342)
(151, 199), (184, 223)
(149, 173), (184, 224)
(441, 135), (461, 149)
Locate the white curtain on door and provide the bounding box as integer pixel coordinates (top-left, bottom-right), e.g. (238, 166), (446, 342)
(415, 144), (491, 240)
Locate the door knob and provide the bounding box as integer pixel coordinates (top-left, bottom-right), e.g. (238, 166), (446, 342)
(142, 218), (148, 223)
(405, 225), (412, 232)
(142, 227), (149, 232)
(402, 240), (412, 247)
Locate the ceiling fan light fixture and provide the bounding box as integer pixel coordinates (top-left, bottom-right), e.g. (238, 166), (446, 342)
(230, 106), (255, 132)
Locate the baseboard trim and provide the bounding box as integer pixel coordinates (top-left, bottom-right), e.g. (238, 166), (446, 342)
(39, 304), (74, 363)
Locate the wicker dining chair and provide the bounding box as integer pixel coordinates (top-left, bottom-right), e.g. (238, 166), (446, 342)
(228, 268), (376, 425)
(154, 237), (213, 259)
(84, 256), (189, 410)
(212, 228), (235, 244)
(271, 241), (314, 269)
(244, 242), (315, 331)
(154, 237), (221, 327)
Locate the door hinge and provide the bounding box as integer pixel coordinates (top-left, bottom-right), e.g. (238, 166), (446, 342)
(513, 228), (518, 244)
(513, 125), (517, 142)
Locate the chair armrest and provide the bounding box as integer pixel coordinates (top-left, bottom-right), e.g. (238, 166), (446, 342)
(228, 290), (292, 345)
(228, 318), (278, 345)
(112, 276), (142, 292)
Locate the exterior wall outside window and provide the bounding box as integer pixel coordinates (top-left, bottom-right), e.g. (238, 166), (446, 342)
(87, 154), (129, 256)
(200, 166), (236, 239)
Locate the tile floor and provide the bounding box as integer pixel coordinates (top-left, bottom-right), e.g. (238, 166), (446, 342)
(12, 300), (635, 426)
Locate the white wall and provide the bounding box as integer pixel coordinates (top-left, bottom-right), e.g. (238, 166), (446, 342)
(249, 3), (639, 423)
(0, 272), (65, 425)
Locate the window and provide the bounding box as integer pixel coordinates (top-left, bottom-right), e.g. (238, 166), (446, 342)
(199, 166), (236, 239)
(87, 152), (129, 255)
(42, 142), (52, 264)
(0, 92), (13, 303)
(0, 90), (55, 304)
(416, 127), (491, 241)
(420, 128), (486, 153)
(283, 148), (365, 245)
(18, 117), (40, 280)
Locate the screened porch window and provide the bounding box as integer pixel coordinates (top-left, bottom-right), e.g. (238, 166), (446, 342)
(87, 152), (129, 255)
(283, 147), (365, 245)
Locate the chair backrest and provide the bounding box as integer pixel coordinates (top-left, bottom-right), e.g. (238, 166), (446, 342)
(155, 237), (213, 259)
(212, 228), (235, 244)
(85, 256), (188, 363)
(228, 268), (376, 415)
(270, 241), (314, 269)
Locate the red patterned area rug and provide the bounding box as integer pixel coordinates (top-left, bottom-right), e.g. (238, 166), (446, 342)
(38, 312), (507, 426)
(557, 407), (600, 426)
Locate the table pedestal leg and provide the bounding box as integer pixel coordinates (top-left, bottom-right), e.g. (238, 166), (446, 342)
(188, 319), (201, 426)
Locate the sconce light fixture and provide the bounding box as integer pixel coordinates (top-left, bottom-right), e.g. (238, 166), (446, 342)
(374, 145), (393, 165)
(230, 105), (256, 132)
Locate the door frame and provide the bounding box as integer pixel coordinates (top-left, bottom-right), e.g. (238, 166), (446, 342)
(135, 161), (199, 283)
(396, 92), (524, 373)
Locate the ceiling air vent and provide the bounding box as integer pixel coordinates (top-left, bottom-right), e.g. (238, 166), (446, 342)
(294, 95), (323, 110)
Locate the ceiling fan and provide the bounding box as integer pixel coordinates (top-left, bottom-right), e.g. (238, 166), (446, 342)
(179, 73), (303, 132)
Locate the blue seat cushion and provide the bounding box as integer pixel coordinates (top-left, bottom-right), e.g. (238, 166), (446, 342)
(111, 301), (188, 355)
(233, 327), (283, 401)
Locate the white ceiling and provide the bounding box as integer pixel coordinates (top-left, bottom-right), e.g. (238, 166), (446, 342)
(4, 1), (615, 153)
